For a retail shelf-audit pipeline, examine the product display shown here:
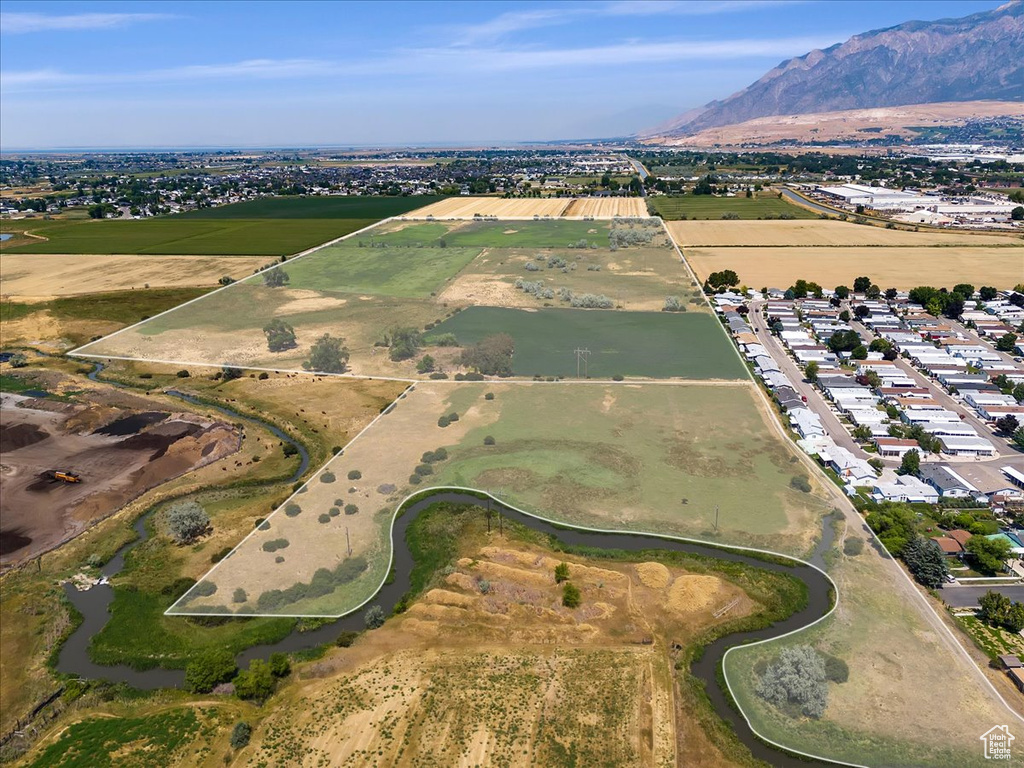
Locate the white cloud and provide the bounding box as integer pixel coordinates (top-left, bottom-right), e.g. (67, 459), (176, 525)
(1, 12), (173, 34)
(446, 8), (579, 45)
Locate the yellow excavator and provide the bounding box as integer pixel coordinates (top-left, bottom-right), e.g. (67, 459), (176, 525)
(52, 471), (81, 484)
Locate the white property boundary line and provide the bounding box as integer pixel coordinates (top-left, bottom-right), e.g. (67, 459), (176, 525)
(69, 213), (1020, 763)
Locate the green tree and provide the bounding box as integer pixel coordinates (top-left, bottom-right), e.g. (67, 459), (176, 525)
(853, 276), (872, 293)
(850, 345), (868, 360)
(966, 536), (1012, 575)
(364, 604), (386, 629)
(416, 354), (435, 374)
(996, 333), (1019, 353)
(262, 267), (289, 288)
(268, 652), (291, 678)
(562, 582), (581, 608)
(1011, 206), (1024, 221)
(827, 330), (861, 353)
(897, 449), (920, 476)
(234, 659), (275, 702)
(263, 318), (297, 352)
(755, 645), (828, 719)
(852, 424), (872, 440)
(805, 361), (819, 383)
(229, 722), (252, 749)
(979, 286), (998, 301)
(706, 269), (740, 290)
(459, 333), (515, 376)
(953, 283), (975, 299)
(833, 285), (850, 300)
(304, 334), (349, 374)
(184, 649), (237, 693)
(387, 327), (422, 361)
(902, 535), (949, 589)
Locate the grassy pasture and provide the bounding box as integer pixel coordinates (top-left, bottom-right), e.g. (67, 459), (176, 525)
(173, 194), (446, 219)
(1, 218), (374, 256)
(429, 306), (746, 379)
(650, 195), (816, 221)
(442, 218), (613, 248)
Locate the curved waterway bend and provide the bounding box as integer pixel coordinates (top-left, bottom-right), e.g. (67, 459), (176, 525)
(58, 479), (837, 766)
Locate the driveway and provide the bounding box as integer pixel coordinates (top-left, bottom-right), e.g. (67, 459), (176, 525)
(941, 584), (1024, 608)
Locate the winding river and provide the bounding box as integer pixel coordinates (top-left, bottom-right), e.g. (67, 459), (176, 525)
(64, 365), (836, 765)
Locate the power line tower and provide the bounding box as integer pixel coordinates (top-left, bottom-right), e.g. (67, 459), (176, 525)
(574, 347), (590, 379)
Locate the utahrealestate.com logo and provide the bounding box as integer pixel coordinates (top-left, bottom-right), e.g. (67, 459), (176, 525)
(980, 725), (1015, 760)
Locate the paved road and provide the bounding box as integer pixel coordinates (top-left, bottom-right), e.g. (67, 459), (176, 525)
(748, 300), (867, 458)
(941, 584), (1024, 608)
(779, 188), (837, 216)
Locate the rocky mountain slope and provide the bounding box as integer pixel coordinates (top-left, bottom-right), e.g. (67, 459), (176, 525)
(650, 1), (1023, 137)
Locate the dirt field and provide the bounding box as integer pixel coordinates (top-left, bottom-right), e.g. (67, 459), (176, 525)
(667, 219), (1024, 248)
(405, 197), (649, 219)
(683, 245), (1024, 290)
(241, 532), (754, 768)
(0, 384), (239, 566)
(0, 254), (269, 300)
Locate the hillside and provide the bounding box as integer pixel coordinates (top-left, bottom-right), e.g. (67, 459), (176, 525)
(648, 1), (1024, 138)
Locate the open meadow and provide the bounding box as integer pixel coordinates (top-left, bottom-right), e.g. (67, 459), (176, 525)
(683, 245), (1024, 290)
(173, 381), (828, 617)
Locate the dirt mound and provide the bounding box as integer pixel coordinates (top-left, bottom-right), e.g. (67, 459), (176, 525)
(667, 575), (724, 614)
(635, 562), (671, 589)
(94, 411), (169, 436)
(0, 422), (49, 452)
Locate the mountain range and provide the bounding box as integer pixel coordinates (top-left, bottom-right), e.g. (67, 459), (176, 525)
(647, 1), (1023, 138)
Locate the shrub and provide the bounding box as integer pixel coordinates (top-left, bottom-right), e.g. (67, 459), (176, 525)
(184, 649), (237, 693)
(437, 415), (450, 428)
(269, 652), (291, 678)
(823, 654), (849, 684)
(364, 604), (386, 629)
(262, 538), (289, 552)
(275, 556), (285, 563)
(284, 503), (302, 517)
(612, 374), (624, 381)
(409, 474), (422, 485)
(232, 587), (247, 603)
(843, 537), (864, 556)
(335, 630), (360, 647)
(230, 722), (251, 749)
(414, 463), (433, 476)
(176, 369), (190, 378)
(448, 412), (459, 422)
(318, 513), (331, 524)
(193, 581), (217, 597)
(484, 392), (495, 400)
(478, 579), (491, 594)
(320, 471), (336, 483)
(554, 562), (570, 583)
(166, 501), (210, 544)
(234, 659), (275, 702)
(562, 582), (581, 608)
(755, 645), (828, 719)
(789, 475), (812, 493)
(329, 506), (340, 517)
(344, 504), (359, 515)
(347, 469), (362, 480)
(483, 435), (496, 445)
(258, 371), (269, 380)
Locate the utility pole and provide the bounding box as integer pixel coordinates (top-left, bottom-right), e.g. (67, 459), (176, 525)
(714, 505), (720, 533)
(574, 347), (590, 379)
(346, 526), (352, 557)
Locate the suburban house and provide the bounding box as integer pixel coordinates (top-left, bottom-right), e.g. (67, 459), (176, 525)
(918, 464), (982, 500)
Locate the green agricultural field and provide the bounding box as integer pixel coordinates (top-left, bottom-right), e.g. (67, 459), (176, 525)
(649, 194), (816, 221)
(288, 241), (482, 298)
(429, 307), (747, 379)
(442, 218), (615, 248)
(3, 218), (375, 256)
(174, 195), (446, 219)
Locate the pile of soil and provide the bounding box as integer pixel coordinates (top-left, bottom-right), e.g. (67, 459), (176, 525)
(0, 422), (49, 453)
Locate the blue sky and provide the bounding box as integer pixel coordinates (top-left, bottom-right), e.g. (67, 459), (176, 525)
(0, 1), (1005, 149)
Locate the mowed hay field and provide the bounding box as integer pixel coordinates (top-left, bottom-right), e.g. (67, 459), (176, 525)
(405, 196), (649, 219)
(667, 218), (1024, 247)
(0, 253), (269, 299)
(684, 245), (1024, 290)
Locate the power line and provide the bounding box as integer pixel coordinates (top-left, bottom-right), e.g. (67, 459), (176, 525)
(574, 347), (590, 379)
